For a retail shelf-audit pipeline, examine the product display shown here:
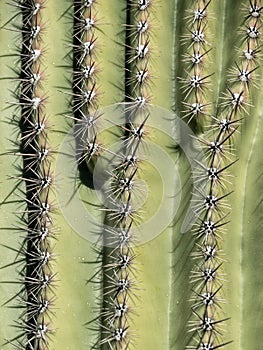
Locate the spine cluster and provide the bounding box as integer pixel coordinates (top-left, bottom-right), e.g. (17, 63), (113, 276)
(8, 1), (54, 349)
(188, 1), (262, 349)
(99, 1), (153, 348)
(3, 0), (261, 348)
(71, 0), (101, 166)
(180, 0), (212, 124)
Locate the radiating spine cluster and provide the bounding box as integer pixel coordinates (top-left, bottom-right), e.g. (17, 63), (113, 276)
(2, 0), (262, 348)
(188, 1), (262, 349)
(98, 1), (154, 348)
(180, 0), (212, 124)
(7, 1), (55, 349)
(70, 0), (101, 165)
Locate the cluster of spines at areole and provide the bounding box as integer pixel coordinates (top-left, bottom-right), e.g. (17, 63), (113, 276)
(187, 1), (262, 349)
(96, 0), (154, 349)
(69, 0), (106, 344)
(5, 1), (55, 349)
(3, 0), (261, 348)
(180, 0), (212, 124)
(70, 0), (101, 166)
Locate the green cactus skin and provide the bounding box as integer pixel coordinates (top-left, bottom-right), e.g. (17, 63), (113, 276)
(0, 1), (263, 350)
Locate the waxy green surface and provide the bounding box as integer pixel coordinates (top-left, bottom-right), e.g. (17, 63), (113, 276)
(0, 1), (263, 349)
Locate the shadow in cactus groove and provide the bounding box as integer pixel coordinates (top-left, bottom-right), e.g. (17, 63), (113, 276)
(169, 146), (194, 349)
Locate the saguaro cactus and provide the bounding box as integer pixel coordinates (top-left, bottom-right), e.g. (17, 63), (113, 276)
(0, 1), (263, 350)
